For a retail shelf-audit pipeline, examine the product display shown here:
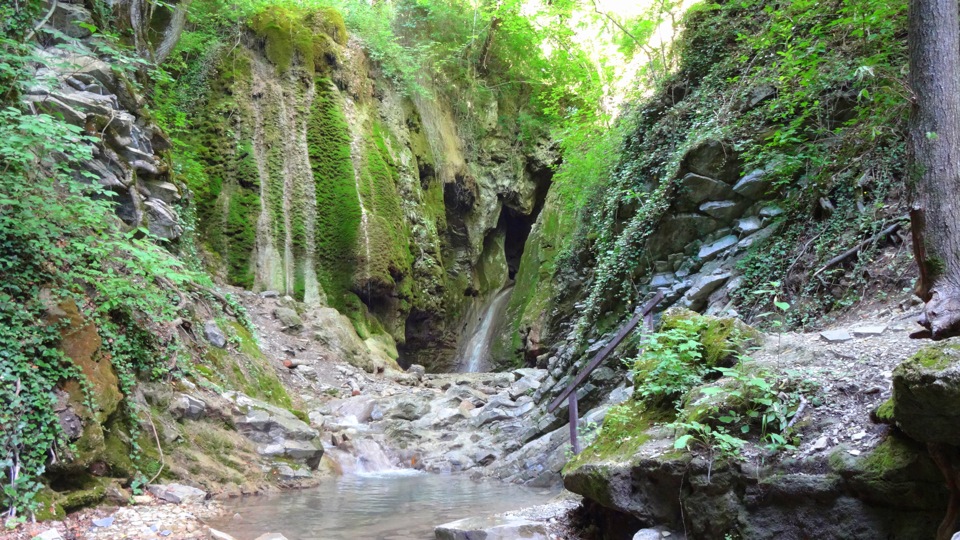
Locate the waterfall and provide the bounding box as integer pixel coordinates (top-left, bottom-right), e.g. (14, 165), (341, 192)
(325, 439), (398, 475)
(456, 286), (514, 373)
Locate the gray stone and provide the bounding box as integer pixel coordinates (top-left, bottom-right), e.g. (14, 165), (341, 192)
(646, 214), (721, 259)
(274, 307), (303, 333)
(744, 85), (777, 110)
(735, 216), (762, 234)
(407, 364), (426, 380)
(759, 204), (785, 218)
(435, 516), (548, 540)
(144, 199), (183, 239)
(146, 181), (181, 204)
(679, 272), (731, 311)
(260, 290), (280, 298)
(650, 272), (677, 289)
(699, 200), (748, 222)
(820, 330), (853, 343)
(203, 320), (227, 349)
(698, 235), (739, 262)
(24, 95), (86, 126)
(92, 517), (114, 527)
(147, 483), (206, 504)
(253, 535), (290, 540)
(386, 398), (431, 421)
(633, 530), (664, 540)
(851, 325), (887, 337)
(227, 392), (323, 466)
(51, 3), (95, 38)
(684, 139), (740, 183)
(169, 393), (206, 420)
(732, 169), (772, 199)
(678, 173), (736, 207)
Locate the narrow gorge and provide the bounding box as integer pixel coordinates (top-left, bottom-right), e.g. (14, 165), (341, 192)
(6, 0), (960, 539)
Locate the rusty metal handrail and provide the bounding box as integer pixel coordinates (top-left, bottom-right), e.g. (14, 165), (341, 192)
(548, 290), (663, 453)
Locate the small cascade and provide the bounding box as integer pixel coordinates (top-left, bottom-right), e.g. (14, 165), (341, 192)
(456, 286), (514, 373)
(325, 439), (399, 475)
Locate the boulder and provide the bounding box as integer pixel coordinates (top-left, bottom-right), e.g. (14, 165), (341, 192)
(679, 272), (731, 312)
(697, 235), (738, 262)
(892, 345), (960, 445)
(683, 139), (740, 183)
(203, 320), (227, 348)
(646, 214), (721, 259)
(147, 483), (207, 504)
(274, 307), (304, 333)
(169, 393), (206, 420)
(435, 516), (548, 540)
(144, 199), (183, 239)
(732, 169), (772, 199)
(677, 173), (736, 208)
(699, 200), (748, 222)
(207, 528), (239, 540)
(227, 393), (324, 467)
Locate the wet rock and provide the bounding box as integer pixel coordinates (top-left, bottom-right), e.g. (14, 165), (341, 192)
(435, 515), (548, 540)
(820, 330), (853, 343)
(147, 483), (206, 504)
(732, 169), (772, 199)
(169, 393), (206, 420)
(203, 321), (227, 348)
(274, 307), (303, 333)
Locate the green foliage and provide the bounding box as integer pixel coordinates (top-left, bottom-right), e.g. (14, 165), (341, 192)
(249, 4), (343, 73)
(0, 17), (212, 519)
(307, 79), (360, 308)
(567, 0), (909, 344)
(631, 318), (710, 407)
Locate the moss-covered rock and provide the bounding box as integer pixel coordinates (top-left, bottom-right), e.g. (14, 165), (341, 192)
(659, 307), (760, 367)
(250, 5), (345, 74)
(891, 344), (960, 445)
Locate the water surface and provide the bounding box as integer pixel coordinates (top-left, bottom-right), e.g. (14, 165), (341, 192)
(210, 471), (558, 540)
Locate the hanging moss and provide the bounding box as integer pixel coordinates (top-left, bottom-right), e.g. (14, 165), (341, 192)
(179, 49), (261, 288)
(308, 79), (361, 309)
(250, 5), (346, 74)
(358, 120), (413, 293)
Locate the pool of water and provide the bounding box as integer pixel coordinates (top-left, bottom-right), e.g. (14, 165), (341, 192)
(209, 471), (559, 540)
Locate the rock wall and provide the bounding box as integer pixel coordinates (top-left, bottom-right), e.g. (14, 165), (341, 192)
(179, 6), (554, 371)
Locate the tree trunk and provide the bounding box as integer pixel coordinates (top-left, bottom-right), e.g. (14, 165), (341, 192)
(908, 0), (960, 340)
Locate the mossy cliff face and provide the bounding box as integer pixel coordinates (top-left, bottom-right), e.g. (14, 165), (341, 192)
(184, 6), (552, 369)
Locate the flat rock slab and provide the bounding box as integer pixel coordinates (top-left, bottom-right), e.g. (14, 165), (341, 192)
(148, 483), (207, 504)
(435, 516), (548, 540)
(851, 325), (887, 337)
(819, 330), (853, 343)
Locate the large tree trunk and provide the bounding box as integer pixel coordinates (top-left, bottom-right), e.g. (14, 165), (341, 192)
(908, 0), (960, 340)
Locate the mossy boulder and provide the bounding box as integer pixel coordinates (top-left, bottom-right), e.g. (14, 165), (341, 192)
(891, 344), (960, 445)
(250, 5), (346, 74)
(659, 307), (761, 367)
(832, 434), (947, 510)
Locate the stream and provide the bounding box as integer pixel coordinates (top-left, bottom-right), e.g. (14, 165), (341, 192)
(209, 470), (559, 539)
